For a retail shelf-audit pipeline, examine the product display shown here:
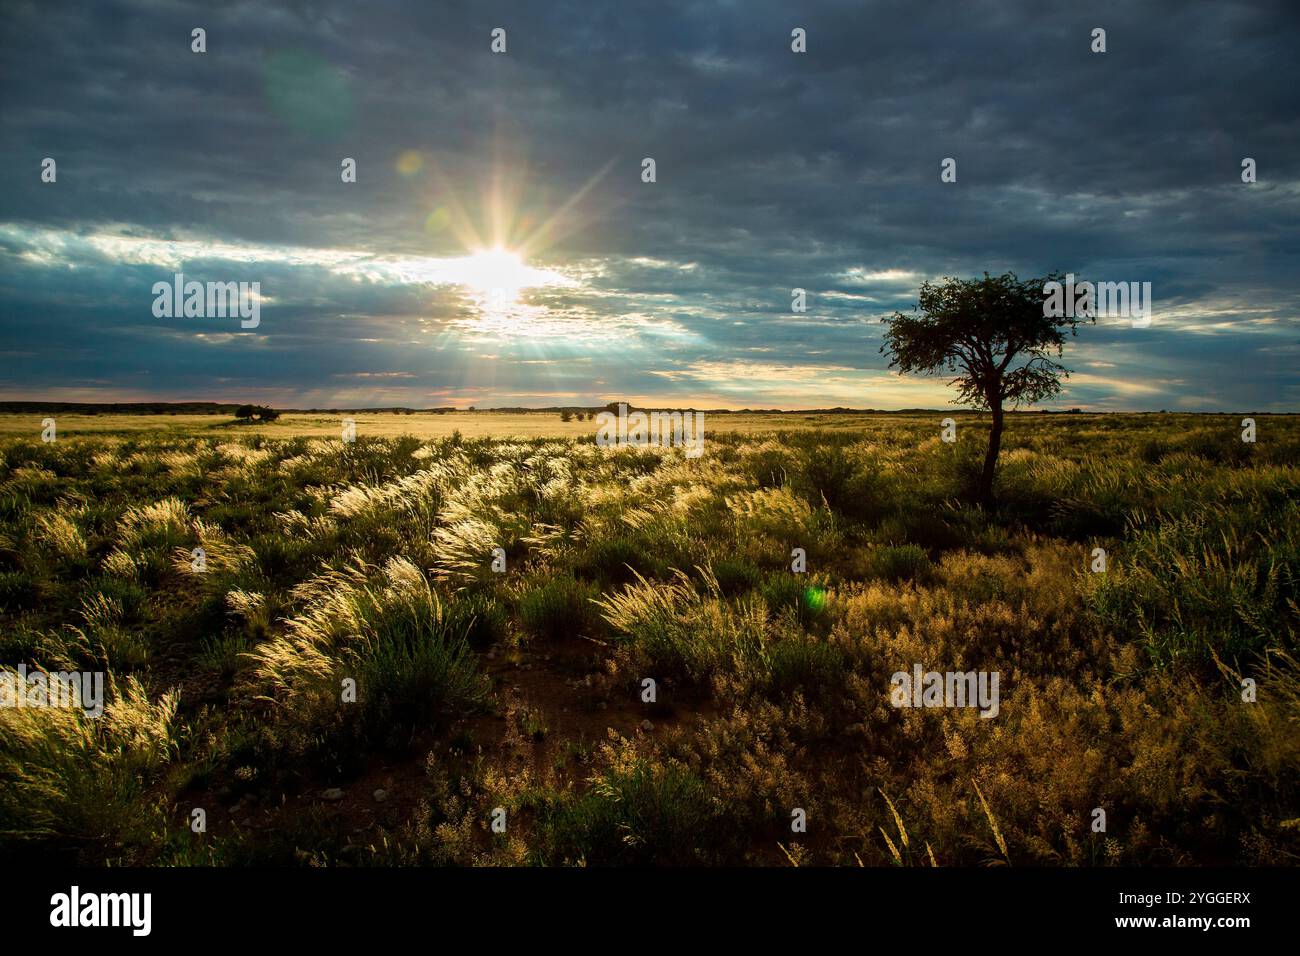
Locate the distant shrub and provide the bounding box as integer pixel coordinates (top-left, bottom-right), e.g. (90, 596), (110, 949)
(234, 405), (279, 423)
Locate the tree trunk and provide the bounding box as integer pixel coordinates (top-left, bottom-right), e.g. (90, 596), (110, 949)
(979, 401), (1004, 505)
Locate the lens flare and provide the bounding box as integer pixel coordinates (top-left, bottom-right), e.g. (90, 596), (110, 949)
(396, 150), (424, 176)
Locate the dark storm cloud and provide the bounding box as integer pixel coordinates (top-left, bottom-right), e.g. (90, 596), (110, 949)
(0, 0), (1297, 408)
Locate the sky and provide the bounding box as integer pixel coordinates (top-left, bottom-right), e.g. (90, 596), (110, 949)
(1, 0), (1298, 411)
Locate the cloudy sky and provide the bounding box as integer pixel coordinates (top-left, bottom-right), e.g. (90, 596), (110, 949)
(1, 0), (1297, 410)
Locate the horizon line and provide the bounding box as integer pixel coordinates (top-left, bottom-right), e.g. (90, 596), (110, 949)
(0, 400), (1292, 416)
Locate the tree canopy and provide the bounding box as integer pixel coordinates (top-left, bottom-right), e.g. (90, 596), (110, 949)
(234, 404), (280, 422)
(880, 271), (1092, 502)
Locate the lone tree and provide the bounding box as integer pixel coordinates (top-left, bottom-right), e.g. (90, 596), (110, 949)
(880, 271), (1090, 504)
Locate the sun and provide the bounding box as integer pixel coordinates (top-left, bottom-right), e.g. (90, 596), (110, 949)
(452, 246), (533, 300)
(446, 245), (569, 304)
(407, 152), (616, 333)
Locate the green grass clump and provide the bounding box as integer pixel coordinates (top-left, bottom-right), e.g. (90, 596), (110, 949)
(517, 574), (601, 642)
(246, 557), (487, 753)
(864, 544), (935, 584)
(0, 674), (177, 858)
(531, 759), (733, 865)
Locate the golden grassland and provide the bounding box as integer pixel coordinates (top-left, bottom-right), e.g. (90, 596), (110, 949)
(0, 408), (1107, 440)
(0, 412), (1297, 865)
(0, 411), (602, 439)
